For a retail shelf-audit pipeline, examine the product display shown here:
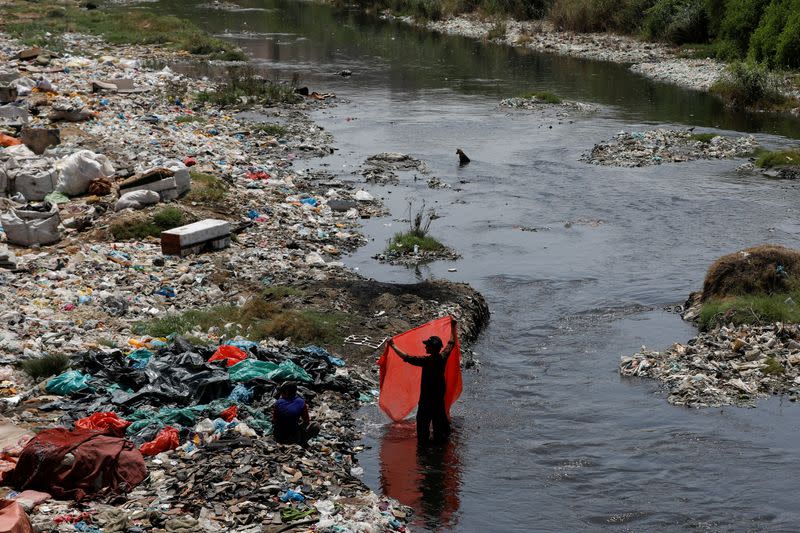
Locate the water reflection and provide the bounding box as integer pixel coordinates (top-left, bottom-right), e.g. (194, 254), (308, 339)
(379, 420), (462, 531)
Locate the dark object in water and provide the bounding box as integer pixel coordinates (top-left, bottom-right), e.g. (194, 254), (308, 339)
(456, 149), (470, 166)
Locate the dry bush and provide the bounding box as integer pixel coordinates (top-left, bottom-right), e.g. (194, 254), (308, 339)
(701, 244), (800, 301)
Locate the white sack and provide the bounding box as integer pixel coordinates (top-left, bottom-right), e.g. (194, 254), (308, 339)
(0, 204), (60, 246)
(55, 150), (115, 196)
(115, 189), (160, 211)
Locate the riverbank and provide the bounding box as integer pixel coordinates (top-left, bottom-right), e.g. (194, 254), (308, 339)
(376, 11), (800, 112)
(0, 1), (489, 530)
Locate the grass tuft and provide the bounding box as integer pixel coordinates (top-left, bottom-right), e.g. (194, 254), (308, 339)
(111, 206), (185, 241)
(254, 123), (288, 137)
(698, 293), (800, 331)
(21, 354), (69, 380)
(486, 20), (508, 40)
(134, 297), (348, 344)
(195, 67), (300, 108)
(689, 133), (718, 143)
(762, 356), (785, 376)
(185, 171), (228, 204)
(755, 149), (800, 168)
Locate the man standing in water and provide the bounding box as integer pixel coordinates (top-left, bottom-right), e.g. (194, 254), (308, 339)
(389, 318), (458, 443)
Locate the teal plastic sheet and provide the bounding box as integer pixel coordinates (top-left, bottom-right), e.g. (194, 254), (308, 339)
(127, 348), (152, 369)
(227, 359), (311, 383)
(46, 371), (91, 395)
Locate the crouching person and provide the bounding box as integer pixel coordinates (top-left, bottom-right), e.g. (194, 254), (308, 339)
(272, 382), (320, 445)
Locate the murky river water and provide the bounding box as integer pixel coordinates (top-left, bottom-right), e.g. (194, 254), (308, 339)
(158, 0), (800, 529)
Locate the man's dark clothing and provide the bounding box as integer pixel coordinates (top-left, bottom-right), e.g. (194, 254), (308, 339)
(404, 346), (453, 442)
(274, 396), (317, 444)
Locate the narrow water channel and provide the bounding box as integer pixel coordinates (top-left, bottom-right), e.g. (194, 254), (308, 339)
(159, 0), (800, 530)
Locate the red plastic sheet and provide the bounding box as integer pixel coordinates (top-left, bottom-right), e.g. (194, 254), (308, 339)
(377, 316), (462, 422)
(0, 500), (33, 533)
(74, 412), (130, 437)
(139, 426), (180, 456)
(3, 428), (146, 501)
(220, 405), (238, 422)
(208, 345), (248, 367)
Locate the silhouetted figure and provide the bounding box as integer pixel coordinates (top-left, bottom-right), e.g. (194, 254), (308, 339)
(456, 149), (470, 166)
(389, 319), (457, 443)
(272, 383), (319, 445)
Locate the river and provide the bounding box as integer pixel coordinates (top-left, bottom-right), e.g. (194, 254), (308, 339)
(157, 0), (800, 530)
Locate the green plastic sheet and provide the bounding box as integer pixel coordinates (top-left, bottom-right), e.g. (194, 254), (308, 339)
(46, 371), (91, 395)
(227, 359), (311, 383)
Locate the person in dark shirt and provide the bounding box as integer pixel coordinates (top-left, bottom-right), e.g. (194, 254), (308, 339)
(272, 383), (319, 445)
(389, 318), (457, 444)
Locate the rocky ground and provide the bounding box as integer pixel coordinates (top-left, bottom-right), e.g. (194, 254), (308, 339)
(0, 13), (488, 533)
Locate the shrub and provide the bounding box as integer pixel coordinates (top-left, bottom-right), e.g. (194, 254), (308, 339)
(717, 0), (769, 57)
(709, 61), (787, 109)
(701, 244), (800, 301)
(548, 0), (617, 32)
(21, 354), (69, 380)
(755, 149), (800, 168)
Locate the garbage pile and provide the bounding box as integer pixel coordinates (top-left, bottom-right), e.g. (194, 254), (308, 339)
(499, 96), (597, 114)
(583, 129), (758, 167)
(0, 337), (413, 531)
(619, 323), (800, 408)
(0, 24), (420, 532)
(360, 152), (429, 185)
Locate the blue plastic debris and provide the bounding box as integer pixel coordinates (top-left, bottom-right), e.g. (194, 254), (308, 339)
(302, 345), (345, 366)
(228, 383), (254, 404)
(300, 197), (318, 207)
(155, 287), (176, 298)
(280, 489), (305, 502)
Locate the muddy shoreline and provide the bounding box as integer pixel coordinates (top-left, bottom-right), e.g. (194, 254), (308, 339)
(0, 4), (489, 530)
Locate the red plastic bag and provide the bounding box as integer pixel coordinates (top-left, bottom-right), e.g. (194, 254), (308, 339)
(377, 316), (462, 422)
(139, 426), (179, 456)
(0, 134), (21, 148)
(208, 345), (247, 367)
(220, 405), (238, 422)
(74, 412), (130, 437)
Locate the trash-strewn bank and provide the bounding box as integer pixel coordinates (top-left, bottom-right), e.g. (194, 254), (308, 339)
(620, 245), (800, 408)
(0, 3), (489, 531)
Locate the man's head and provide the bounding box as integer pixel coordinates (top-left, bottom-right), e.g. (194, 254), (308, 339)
(423, 335), (443, 355)
(279, 382), (298, 399)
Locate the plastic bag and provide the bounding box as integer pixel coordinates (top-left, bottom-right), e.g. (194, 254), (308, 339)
(207, 345), (248, 367)
(45, 371), (91, 396)
(114, 190), (159, 212)
(267, 360), (312, 382)
(227, 359), (277, 382)
(0, 134), (21, 147)
(127, 348), (152, 369)
(55, 150), (115, 196)
(139, 426), (179, 456)
(74, 412), (130, 437)
(219, 405), (238, 422)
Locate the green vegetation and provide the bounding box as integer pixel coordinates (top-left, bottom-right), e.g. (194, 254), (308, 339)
(689, 132), (718, 143)
(134, 296), (348, 344)
(709, 61), (794, 110)
(21, 354), (69, 380)
(762, 356), (785, 375)
(110, 206), (186, 241)
(356, 0), (800, 73)
(1, 1), (246, 61)
(387, 204), (446, 254)
(185, 171), (228, 203)
(698, 293), (800, 330)
(519, 90), (562, 103)
(254, 123), (289, 137)
(754, 149), (800, 168)
(195, 67), (301, 108)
